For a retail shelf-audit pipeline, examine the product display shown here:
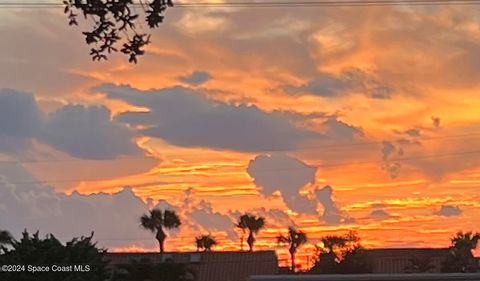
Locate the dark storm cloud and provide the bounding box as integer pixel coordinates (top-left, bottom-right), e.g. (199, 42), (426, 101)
(100, 84), (318, 152)
(0, 88), (142, 159)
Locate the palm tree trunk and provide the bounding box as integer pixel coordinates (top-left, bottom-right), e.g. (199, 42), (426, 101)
(290, 248), (296, 272)
(240, 231), (244, 251)
(156, 228), (166, 253)
(247, 231), (255, 252)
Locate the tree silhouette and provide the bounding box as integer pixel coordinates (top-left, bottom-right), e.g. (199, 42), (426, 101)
(310, 231), (372, 274)
(337, 246), (373, 274)
(0, 230), (108, 281)
(236, 214), (265, 252)
(277, 227), (307, 272)
(0, 229), (12, 245)
(64, 0), (174, 63)
(140, 209), (181, 253)
(312, 235), (349, 274)
(112, 258), (195, 281)
(195, 234), (217, 252)
(442, 231), (480, 273)
(0, 229), (13, 253)
(321, 235), (350, 255)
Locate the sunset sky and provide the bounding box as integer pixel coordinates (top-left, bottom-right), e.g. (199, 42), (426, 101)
(1, 0), (480, 269)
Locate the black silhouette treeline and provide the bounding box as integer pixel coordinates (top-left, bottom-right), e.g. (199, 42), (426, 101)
(1, 211), (479, 281)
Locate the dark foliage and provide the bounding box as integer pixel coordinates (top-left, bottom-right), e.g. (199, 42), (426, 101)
(310, 232), (373, 274)
(236, 214), (265, 252)
(0, 230), (13, 254)
(277, 227), (307, 272)
(195, 234), (217, 252)
(0, 230), (108, 281)
(312, 251), (337, 274)
(64, 0), (173, 63)
(140, 209), (181, 253)
(0, 230), (13, 245)
(112, 258), (195, 281)
(311, 246), (373, 274)
(441, 231), (480, 273)
(337, 247), (373, 274)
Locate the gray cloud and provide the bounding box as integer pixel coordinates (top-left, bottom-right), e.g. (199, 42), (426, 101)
(0, 89), (44, 138)
(314, 185), (344, 224)
(323, 117), (364, 141)
(0, 88), (142, 160)
(150, 189), (239, 241)
(100, 84), (317, 152)
(228, 208), (293, 230)
(381, 141), (403, 179)
(435, 205), (463, 217)
(247, 153), (317, 214)
(0, 176), (156, 249)
(43, 105), (142, 160)
(369, 209), (391, 220)
(153, 199), (178, 212)
(187, 200), (236, 240)
(286, 68), (393, 99)
(246, 154), (350, 224)
(0, 166), (239, 249)
(0, 89), (44, 153)
(179, 71), (212, 86)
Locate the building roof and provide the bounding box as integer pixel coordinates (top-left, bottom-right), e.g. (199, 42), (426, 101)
(364, 248), (450, 258)
(105, 251), (278, 281)
(250, 273), (480, 281)
(362, 248), (450, 274)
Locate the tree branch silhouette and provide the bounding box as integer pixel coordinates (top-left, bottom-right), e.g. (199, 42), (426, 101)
(64, 0), (173, 63)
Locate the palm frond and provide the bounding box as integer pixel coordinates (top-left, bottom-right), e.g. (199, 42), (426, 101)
(163, 210), (181, 229)
(140, 214), (157, 232)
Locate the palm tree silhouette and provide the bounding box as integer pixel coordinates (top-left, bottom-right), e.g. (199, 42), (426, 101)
(195, 234), (217, 252)
(443, 231), (480, 272)
(277, 227), (308, 272)
(140, 209), (181, 253)
(452, 231), (480, 250)
(236, 214), (265, 252)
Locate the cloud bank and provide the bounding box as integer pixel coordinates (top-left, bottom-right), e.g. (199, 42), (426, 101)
(0, 89), (142, 160)
(100, 84), (317, 152)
